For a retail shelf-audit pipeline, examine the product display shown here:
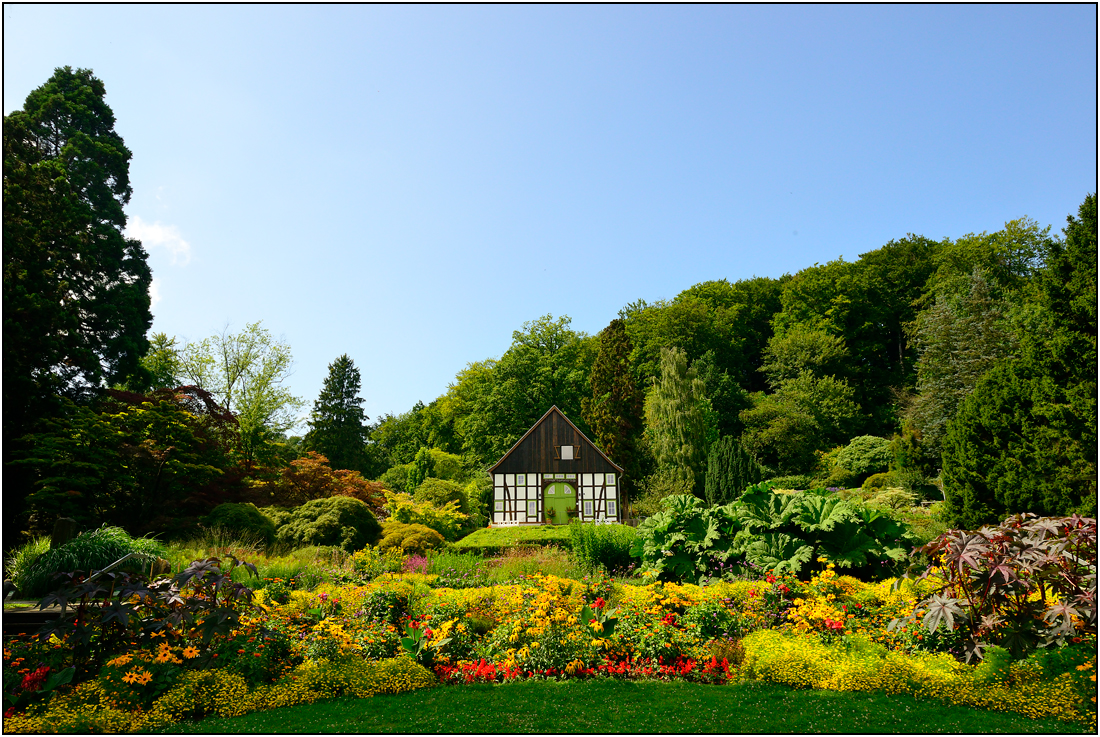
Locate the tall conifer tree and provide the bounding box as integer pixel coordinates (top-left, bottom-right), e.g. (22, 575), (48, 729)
(305, 354), (369, 472)
(704, 436), (764, 506)
(582, 319), (645, 501)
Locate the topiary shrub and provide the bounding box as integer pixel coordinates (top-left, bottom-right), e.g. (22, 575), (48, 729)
(203, 503), (276, 547)
(834, 436), (893, 485)
(862, 472), (893, 492)
(275, 496), (382, 553)
(377, 521), (446, 556)
(412, 478), (470, 515)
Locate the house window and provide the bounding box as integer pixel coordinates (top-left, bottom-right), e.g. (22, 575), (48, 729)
(495, 501), (503, 511)
(560, 445), (574, 460)
(528, 501), (537, 517)
(607, 500), (617, 517)
(517, 474), (525, 485)
(583, 500), (593, 516)
(606, 474), (615, 485)
(547, 485), (556, 495)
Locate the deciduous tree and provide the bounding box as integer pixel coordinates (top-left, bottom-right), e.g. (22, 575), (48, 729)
(180, 321), (304, 468)
(643, 346), (717, 498)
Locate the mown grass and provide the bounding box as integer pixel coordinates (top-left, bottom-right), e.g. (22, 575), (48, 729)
(174, 679), (1090, 734)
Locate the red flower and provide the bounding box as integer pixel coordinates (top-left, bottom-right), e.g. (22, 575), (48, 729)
(766, 574), (777, 584)
(593, 597), (606, 610)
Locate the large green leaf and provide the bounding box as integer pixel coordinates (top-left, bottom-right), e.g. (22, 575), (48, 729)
(742, 532), (815, 575)
(733, 487), (803, 531)
(818, 519), (880, 568)
(794, 494), (855, 534)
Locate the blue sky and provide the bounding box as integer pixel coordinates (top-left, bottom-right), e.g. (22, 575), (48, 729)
(4, 4), (1096, 431)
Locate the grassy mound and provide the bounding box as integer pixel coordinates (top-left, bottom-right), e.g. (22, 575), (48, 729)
(453, 525), (572, 555)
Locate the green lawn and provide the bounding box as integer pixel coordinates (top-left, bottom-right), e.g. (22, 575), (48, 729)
(174, 679), (1090, 734)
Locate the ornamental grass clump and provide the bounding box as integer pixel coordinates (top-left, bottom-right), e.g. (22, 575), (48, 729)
(9, 525), (167, 599)
(569, 522), (636, 574)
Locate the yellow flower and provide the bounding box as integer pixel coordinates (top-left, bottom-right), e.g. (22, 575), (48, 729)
(122, 670), (139, 684)
(182, 646), (200, 659)
(136, 670), (153, 686)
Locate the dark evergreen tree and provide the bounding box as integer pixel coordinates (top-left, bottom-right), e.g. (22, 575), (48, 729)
(582, 318), (645, 503)
(4, 67), (152, 543)
(942, 195), (1097, 527)
(704, 435), (764, 507)
(304, 354), (369, 472)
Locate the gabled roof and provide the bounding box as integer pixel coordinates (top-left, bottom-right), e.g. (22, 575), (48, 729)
(489, 405), (624, 474)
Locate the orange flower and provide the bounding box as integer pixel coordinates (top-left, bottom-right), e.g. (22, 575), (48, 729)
(135, 670), (153, 686)
(182, 646), (200, 659)
(122, 670), (139, 685)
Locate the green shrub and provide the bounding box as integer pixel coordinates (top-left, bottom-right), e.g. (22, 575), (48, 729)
(462, 476), (492, 528)
(633, 469), (695, 517)
(384, 491), (466, 541)
(275, 496), (381, 553)
(866, 487), (917, 511)
(834, 436), (893, 484)
(258, 506), (294, 530)
(203, 503), (276, 546)
(412, 478), (470, 515)
(862, 472), (893, 492)
(568, 522), (636, 573)
(378, 521), (446, 556)
(704, 436), (764, 507)
(378, 464), (412, 494)
(9, 525), (168, 598)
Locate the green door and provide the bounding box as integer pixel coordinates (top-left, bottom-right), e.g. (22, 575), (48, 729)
(544, 482), (575, 525)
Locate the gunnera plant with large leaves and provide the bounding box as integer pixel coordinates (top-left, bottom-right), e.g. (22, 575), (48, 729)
(630, 483), (913, 584)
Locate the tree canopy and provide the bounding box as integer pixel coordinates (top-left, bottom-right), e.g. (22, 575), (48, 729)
(4, 66), (152, 440)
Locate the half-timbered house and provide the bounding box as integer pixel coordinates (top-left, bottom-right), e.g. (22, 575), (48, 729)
(489, 406), (624, 526)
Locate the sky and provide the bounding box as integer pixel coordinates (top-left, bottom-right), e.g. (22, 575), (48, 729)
(4, 4), (1096, 431)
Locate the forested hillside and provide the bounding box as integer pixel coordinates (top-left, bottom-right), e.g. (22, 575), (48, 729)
(4, 68), (1095, 547)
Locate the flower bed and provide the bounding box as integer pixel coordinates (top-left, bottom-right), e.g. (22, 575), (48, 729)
(2, 541), (1096, 733)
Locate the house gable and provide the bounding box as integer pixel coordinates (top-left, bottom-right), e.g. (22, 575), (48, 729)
(489, 406), (624, 476)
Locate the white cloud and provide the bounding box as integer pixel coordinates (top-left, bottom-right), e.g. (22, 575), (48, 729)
(126, 216), (191, 265)
(149, 278), (162, 308)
